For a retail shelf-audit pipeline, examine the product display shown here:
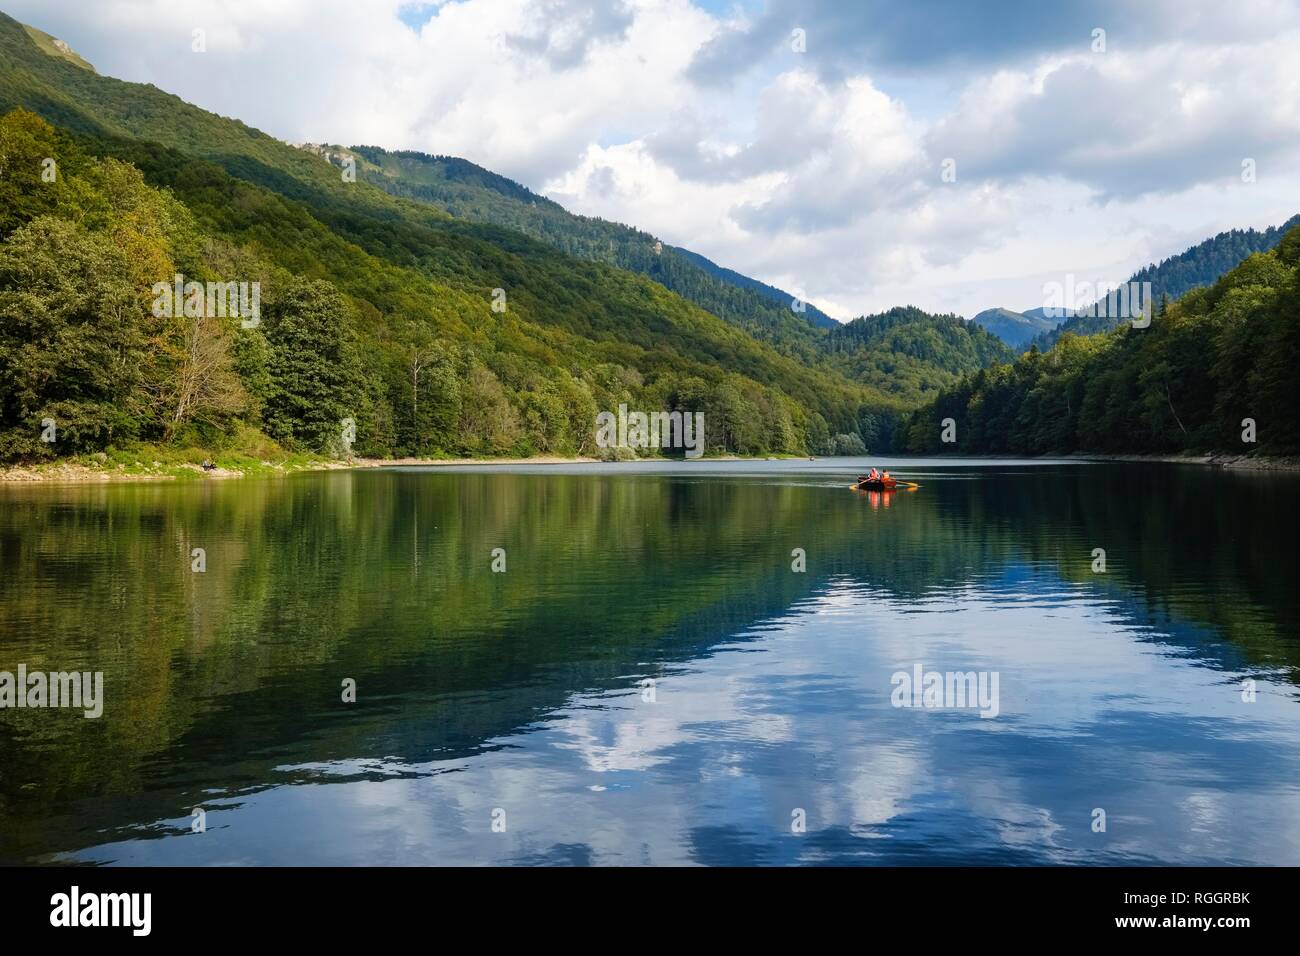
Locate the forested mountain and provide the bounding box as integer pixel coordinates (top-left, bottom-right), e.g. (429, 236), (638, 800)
(0, 108), (852, 460)
(1030, 216), (1300, 351)
(0, 12), (880, 461)
(827, 307), (1013, 401)
(341, 144), (837, 355)
(0, 12), (1025, 462)
(970, 307), (1062, 349)
(900, 230), (1300, 456)
(666, 246), (838, 329)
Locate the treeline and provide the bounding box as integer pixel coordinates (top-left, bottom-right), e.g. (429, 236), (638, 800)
(900, 228), (1300, 455)
(0, 4), (1024, 466)
(1031, 214), (1300, 351)
(348, 145), (836, 358)
(0, 110), (872, 462)
(342, 145), (1014, 389)
(825, 307), (1014, 405)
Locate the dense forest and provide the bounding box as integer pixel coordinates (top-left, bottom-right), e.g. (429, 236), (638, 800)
(0, 107), (848, 462)
(346, 144), (841, 354)
(900, 229), (1300, 455)
(0, 11), (1295, 467)
(826, 307), (1013, 398)
(0, 13), (1029, 465)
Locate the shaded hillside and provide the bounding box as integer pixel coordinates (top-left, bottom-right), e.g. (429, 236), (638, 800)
(827, 307), (1015, 403)
(348, 144), (837, 356)
(0, 12), (1017, 458)
(901, 229), (1300, 456)
(0, 13), (887, 459)
(971, 307), (1062, 349)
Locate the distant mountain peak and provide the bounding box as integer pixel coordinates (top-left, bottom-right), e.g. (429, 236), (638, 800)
(969, 306), (1063, 349)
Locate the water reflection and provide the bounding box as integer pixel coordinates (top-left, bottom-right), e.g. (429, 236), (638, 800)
(1, 460), (1298, 864)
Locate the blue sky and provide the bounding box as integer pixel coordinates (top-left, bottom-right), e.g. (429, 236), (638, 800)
(10, 0), (1300, 319)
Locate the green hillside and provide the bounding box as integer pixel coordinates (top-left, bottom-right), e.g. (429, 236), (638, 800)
(970, 307), (1061, 349)
(667, 245), (839, 330)
(1030, 215), (1300, 351)
(0, 13), (890, 461)
(827, 307), (1015, 399)
(0, 11), (1019, 461)
(19, 22), (93, 71)
(347, 144), (838, 356)
(329, 145), (1018, 404)
(900, 230), (1300, 456)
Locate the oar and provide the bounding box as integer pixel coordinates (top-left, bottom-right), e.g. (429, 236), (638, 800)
(849, 479), (921, 491)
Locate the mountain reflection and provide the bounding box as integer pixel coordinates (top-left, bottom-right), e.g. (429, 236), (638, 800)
(1, 461), (1297, 864)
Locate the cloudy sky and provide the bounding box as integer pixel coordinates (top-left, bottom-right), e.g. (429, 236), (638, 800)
(12, 0), (1300, 319)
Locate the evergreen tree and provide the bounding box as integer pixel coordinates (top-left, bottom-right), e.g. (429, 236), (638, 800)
(262, 278), (367, 454)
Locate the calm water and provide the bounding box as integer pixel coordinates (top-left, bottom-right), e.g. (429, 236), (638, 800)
(2, 458), (1299, 866)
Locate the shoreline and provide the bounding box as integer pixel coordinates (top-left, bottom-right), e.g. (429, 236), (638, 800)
(4, 450), (1299, 483)
(1057, 452), (1300, 471)
(0, 453), (698, 483)
(353, 455), (602, 468)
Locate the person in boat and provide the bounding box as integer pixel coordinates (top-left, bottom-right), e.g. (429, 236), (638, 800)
(880, 470), (892, 482)
(866, 467), (880, 481)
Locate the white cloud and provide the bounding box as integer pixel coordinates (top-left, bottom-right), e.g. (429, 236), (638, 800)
(927, 38), (1300, 199)
(9, 0), (1300, 318)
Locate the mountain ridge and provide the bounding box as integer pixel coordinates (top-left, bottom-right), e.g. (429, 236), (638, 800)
(5, 11), (1270, 462)
(969, 307), (1062, 349)
(1029, 215), (1300, 350)
(4, 10), (1011, 464)
(0, 11), (882, 460)
(342, 143), (840, 352)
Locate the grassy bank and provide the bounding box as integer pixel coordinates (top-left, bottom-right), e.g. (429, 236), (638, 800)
(0, 443), (331, 482)
(1, 447), (816, 481)
(10, 445), (1298, 482)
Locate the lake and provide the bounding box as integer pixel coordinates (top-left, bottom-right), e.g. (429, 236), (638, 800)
(2, 458), (1298, 865)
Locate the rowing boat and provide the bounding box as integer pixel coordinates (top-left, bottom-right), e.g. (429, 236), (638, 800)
(852, 478), (897, 491)
(850, 477), (920, 492)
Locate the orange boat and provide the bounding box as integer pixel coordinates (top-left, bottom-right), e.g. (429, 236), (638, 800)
(853, 477), (898, 491)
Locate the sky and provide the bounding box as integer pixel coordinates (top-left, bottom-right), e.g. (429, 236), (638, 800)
(11, 0), (1300, 320)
